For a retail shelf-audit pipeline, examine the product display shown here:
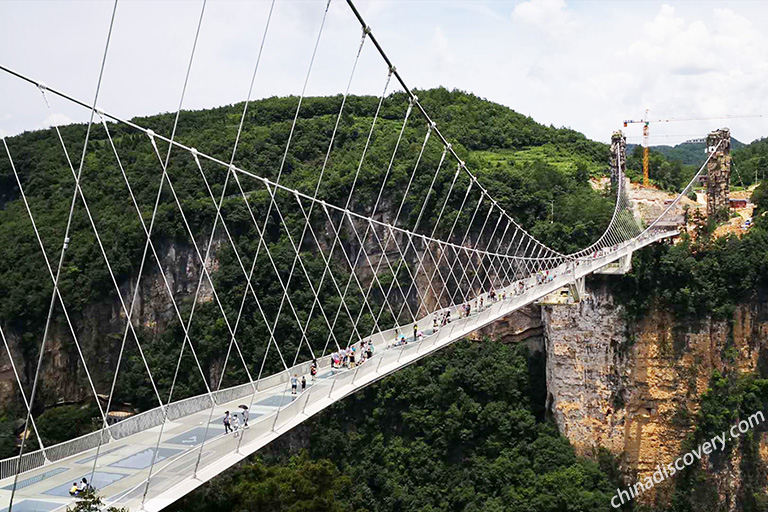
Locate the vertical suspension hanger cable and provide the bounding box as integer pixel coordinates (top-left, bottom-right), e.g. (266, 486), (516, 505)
(138, 0), (212, 501)
(227, 0), (333, 380)
(304, 68), (393, 357)
(172, 4), (279, 463)
(325, 95), (415, 346)
(278, 27), (368, 349)
(6, 2), (118, 509)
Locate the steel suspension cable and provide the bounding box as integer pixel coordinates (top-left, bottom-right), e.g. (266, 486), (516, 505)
(275, 29), (369, 351)
(299, 69), (394, 359)
(5, 3), (117, 508)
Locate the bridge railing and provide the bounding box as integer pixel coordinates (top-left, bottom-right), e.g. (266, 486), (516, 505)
(0, 349), (335, 481)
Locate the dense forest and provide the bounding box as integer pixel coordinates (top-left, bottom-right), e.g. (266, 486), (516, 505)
(627, 139), (746, 168)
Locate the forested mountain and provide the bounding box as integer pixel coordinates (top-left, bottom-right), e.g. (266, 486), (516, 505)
(0, 89), (614, 453)
(627, 139), (745, 167)
(734, 138), (768, 187)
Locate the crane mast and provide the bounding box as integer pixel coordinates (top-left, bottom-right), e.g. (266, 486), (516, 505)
(642, 109), (650, 187)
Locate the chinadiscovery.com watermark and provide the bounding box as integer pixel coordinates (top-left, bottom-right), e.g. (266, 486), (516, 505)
(611, 411), (766, 508)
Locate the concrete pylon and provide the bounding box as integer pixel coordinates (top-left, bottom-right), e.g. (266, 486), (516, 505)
(610, 130), (626, 193)
(706, 128), (731, 222)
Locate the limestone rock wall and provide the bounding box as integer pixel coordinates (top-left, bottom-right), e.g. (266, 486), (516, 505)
(0, 238), (218, 409)
(543, 277), (766, 508)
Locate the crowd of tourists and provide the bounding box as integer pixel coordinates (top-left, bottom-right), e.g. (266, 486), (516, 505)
(330, 339), (374, 369)
(215, 276), (590, 439)
(222, 407), (251, 437)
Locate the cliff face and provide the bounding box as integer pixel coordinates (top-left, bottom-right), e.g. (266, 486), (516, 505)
(543, 277), (768, 508)
(0, 239), (218, 409)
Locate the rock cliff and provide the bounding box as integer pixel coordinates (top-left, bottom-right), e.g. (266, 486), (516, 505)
(0, 238), (217, 409)
(542, 277), (767, 508)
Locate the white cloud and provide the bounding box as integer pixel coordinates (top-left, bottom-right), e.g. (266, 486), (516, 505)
(1, 0), (767, 147)
(512, 0), (577, 38)
(627, 6), (714, 76)
(430, 26), (456, 72)
(41, 113), (73, 129)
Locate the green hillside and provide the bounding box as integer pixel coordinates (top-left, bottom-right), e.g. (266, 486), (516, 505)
(627, 139), (745, 167)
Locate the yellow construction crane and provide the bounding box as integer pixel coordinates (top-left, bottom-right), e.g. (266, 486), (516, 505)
(623, 111), (762, 187)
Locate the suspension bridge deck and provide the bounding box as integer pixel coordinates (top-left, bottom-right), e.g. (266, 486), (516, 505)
(0, 230), (675, 512)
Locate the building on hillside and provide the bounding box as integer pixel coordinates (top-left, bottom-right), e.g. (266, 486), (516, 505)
(729, 198), (749, 209)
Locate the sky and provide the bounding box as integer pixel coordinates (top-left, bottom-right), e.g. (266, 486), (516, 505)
(1, 0), (767, 147)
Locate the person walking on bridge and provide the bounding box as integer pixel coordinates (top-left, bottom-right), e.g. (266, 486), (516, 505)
(232, 413), (240, 438)
(223, 411), (232, 434)
(291, 374), (299, 395)
(413, 323), (418, 342)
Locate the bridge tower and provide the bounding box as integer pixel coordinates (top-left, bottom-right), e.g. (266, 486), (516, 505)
(610, 130), (626, 193)
(706, 128), (731, 222)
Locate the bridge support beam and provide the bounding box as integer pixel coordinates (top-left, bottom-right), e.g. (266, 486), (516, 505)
(617, 253), (632, 273)
(594, 252), (632, 275)
(610, 130), (626, 194)
(568, 277), (585, 303)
